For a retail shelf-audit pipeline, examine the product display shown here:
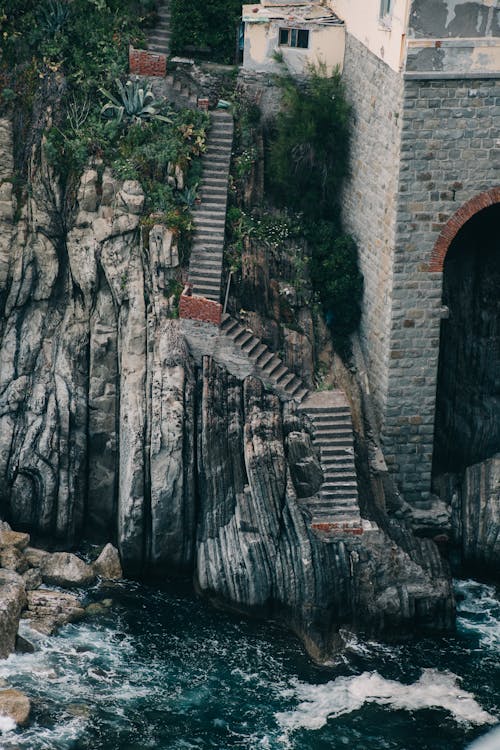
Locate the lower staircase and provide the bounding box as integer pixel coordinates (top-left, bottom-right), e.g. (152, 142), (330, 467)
(215, 315), (373, 535)
(299, 391), (370, 533)
(188, 111), (234, 301)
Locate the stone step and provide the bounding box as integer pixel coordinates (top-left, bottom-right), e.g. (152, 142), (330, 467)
(261, 357), (282, 377)
(241, 338), (261, 356)
(277, 372), (296, 391)
(272, 365), (288, 383)
(248, 343), (267, 361)
(256, 350), (274, 369)
(234, 330), (254, 347)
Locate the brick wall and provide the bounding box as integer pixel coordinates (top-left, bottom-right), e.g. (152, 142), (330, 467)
(340, 35), (404, 428)
(129, 47), (167, 77)
(383, 77), (500, 502)
(179, 291), (222, 326)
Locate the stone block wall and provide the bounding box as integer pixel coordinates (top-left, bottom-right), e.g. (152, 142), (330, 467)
(129, 47), (167, 77)
(340, 34), (404, 427)
(383, 77), (500, 503)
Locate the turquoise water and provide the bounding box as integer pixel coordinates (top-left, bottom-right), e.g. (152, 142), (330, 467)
(0, 578), (498, 749)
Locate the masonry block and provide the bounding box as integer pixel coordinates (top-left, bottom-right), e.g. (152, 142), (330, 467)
(129, 46), (167, 77)
(179, 289), (222, 326)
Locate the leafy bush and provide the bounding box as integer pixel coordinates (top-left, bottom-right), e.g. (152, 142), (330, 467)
(306, 221), (363, 356)
(265, 65), (362, 357)
(170, 0), (241, 64)
(267, 66), (351, 220)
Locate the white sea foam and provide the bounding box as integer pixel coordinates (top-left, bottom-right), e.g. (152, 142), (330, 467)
(456, 580), (500, 650)
(0, 716), (16, 733)
(276, 669), (497, 733)
(467, 726), (500, 750)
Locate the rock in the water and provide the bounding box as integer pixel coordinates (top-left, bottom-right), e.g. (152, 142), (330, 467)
(15, 635), (35, 654)
(451, 454), (500, 573)
(0, 688), (31, 726)
(22, 567), (42, 590)
(0, 547), (29, 574)
(41, 552), (95, 588)
(23, 547), (49, 568)
(0, 530), (30, 551)
(25, 589), (85, 635)
(0, 570), (26, 659)
(93, 543), (122, 579)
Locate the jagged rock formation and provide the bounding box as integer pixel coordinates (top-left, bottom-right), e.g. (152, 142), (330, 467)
(0, 117), (457, 659)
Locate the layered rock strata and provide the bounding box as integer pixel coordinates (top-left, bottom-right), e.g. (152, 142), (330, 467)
(0, 117), (456, 659)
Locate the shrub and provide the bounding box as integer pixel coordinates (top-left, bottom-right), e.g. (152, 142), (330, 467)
(170, 0), (241, 64)
(267, 65), (351, 220)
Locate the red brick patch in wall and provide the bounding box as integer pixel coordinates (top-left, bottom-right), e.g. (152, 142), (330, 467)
(429, 187), (500, 272)
(179, 289), (222, 326)
(311, 522), (364, 535)
(129, 46), (167, 77)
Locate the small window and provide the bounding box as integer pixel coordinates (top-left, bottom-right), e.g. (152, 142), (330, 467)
(279, 27), (309, 49)
(379, 0), (392, 17)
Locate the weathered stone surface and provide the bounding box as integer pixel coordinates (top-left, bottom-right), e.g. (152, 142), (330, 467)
(0, 689), (31, 726)
(0, 547), (29, 574)
(93, 543), (122, 580)
(449, 455), (500, 573)
(195, 361), (454, 659)
(41, 552), (96, 588)
(0, 571), (26, 658)
(22, 567), (42, 591)
(23, 547), (49, 568)
(0, 531), (30, 551)
(25, 589), (85, 635)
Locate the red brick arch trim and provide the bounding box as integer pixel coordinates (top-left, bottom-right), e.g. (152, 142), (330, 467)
(429, 187), (500, 272)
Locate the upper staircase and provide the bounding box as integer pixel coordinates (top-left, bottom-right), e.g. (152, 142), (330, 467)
(147, 1), (172, 56)
(188, 111), (234, 301)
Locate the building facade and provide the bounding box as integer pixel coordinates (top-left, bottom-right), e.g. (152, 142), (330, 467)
(329, 0), (500, 503)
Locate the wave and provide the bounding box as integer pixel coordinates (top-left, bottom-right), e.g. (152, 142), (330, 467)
(275, 669), (497, 733)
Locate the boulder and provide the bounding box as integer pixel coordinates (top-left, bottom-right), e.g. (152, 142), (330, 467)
(41, 552), (96, 588)
(0, 530), (30, 551)
(0, 547), (29, 574)
(0, 688), (30, 726)
(0, 571), (26, 658)
(24, 547), (49, 568)
(25, 589), (85, 635)
(22, 568), (42, 590)
(93, 544), (122, 580)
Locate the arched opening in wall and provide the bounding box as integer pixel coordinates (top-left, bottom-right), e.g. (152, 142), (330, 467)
(432, 203), (500, 477)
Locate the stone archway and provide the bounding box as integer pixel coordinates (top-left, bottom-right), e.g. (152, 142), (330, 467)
(432, 198), (500, 476)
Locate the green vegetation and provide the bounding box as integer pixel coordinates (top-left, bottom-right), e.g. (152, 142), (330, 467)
(266, 66), (363, 356)
(170, 0), (241, 64)
(100, 79), (172, 125)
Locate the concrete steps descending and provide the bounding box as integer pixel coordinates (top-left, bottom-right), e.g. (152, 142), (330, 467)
(188, 110), (234, 301)
(147, 1), (172, 55)
(298, 391), (369, 534)
(219, 313), (309, 402)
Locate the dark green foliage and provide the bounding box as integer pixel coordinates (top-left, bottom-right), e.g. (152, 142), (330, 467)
(170, 0), (241, 63)
(266, 67), (363, 357)
(267, 67), (351, 219)
(306, 221), (363, 355)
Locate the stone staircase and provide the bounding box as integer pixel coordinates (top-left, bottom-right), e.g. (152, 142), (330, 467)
(147, 1), (172, 56)
(188, 111), (234, 301)
(298, 391), (366, 533)
(217, 316), (370, 533)
(220, 313), (309, 402)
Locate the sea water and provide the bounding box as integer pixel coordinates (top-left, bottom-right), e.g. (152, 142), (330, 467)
(0, 578), (498, 749)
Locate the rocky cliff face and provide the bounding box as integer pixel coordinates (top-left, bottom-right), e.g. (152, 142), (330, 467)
(0, 117), (455, 659)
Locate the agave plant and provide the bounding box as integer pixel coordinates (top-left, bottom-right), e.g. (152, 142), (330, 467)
(38, 0), (70, 35)
(100, 79), (172, 125)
